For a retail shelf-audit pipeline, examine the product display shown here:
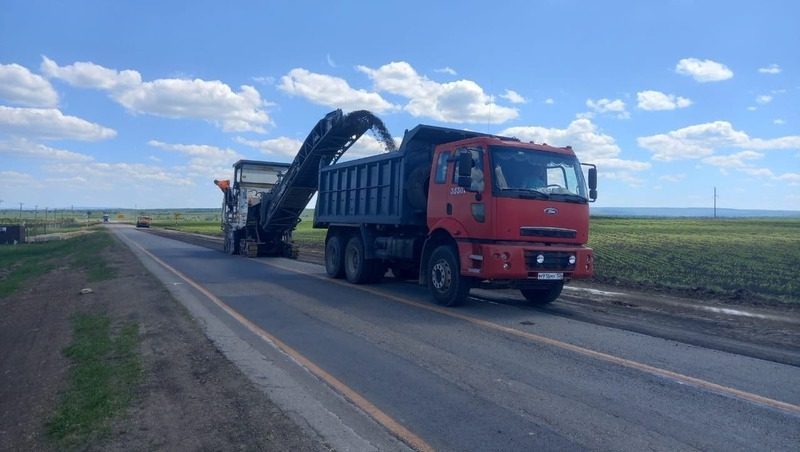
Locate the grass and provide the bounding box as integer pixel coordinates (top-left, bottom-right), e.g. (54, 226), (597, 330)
(0, 230), (116, 298)
(160, 220), (224, 236)
(47, 315), (142, 448)
(293, 213), (326, 246)
(0, 228), (141, 447)
(588, 218), (800, 303)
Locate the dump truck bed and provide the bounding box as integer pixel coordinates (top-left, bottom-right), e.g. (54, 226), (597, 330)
(314, 124), (500, 227)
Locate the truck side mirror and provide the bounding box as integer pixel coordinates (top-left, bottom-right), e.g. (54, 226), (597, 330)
(457, 152), (473, 189)
(588, 167), (597, 201)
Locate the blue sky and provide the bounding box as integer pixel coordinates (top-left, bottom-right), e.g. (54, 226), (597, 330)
(1, 0), (798, 211)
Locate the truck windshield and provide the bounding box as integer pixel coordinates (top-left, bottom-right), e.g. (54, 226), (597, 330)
(489, 146), (588, 202)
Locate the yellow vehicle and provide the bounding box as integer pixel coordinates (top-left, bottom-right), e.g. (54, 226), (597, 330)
(135, 215), (152, 228)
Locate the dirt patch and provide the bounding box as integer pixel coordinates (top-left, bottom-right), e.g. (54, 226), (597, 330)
(0, 263), (81, 451)
(0, 233), (326, 451)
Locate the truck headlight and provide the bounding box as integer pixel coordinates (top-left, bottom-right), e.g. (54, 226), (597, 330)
(568, 255), (576, 265)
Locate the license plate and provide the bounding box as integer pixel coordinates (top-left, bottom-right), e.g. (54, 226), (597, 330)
(537, 272), (564, 280)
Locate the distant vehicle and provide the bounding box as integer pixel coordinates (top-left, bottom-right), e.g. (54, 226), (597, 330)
(135, 216), (151, 228)
(216, 109), (598, 307)
(102, 214), (110, 223)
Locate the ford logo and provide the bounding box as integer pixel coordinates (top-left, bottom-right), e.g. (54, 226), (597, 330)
(544, 207), (558, 215)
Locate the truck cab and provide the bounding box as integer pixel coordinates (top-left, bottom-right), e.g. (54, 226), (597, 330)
(215, 160), (291, 255)
(424, 137), (596, 305)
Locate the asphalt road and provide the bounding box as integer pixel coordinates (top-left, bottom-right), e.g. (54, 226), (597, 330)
(112, 225), (800, 451)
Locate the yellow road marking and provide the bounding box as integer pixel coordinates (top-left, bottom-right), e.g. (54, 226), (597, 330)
(255, 259), (800, 416)
(127, 240), (434, 452)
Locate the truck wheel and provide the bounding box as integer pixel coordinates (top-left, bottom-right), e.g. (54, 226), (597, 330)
(344, 236), (373, 284)
(520, 282), (563, 305)
(428, 245), (470, 306)
(325, 234), (346, 278)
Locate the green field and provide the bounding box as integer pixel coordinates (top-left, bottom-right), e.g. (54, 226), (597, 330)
(0, 230), (116, 298)
(136, 210), (799, 303)
(588, 218), (799, 303)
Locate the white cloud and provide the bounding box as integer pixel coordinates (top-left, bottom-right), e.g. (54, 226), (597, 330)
(42, 56), (271, 133)
(776, 173), (800, 184)
(41, 56), (140, 90)
(675, 58), (733, 82)
(45, 161), (194, 188)
(235, 136), (303, 157)
(636, 90), (692, 111)
(774, 119), (786, 125)
(747, 106), (758, 111)
(0, 63), (59, 107)
(148, 140), (243, 179)
(0, 106), (116, 141)
(756, 95), (773, 105)
(500, 89), (527, 104)
(118, 80), (270, 132)
(659, 174), (686, 183)
(758, 64), (781, 75)
(0, 170), (44, 189)
(702, 150), (763, 168)
(586, 98), (629, 119)
(638, 121), (800, 161)
(544, 98), (555, 105)
(279, 68), (397, 113)
(739, 168), (800, 186)
(357, 61), (518, 124)
(500, 118), (650, 175)
(251, 76), (275, 85)
(0, 137), (94, 162)
(434, 67), (457, 76)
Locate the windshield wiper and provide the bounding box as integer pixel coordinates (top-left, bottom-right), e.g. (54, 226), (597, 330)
(499, 187), (549, 199)
(548, 192), (587, 203)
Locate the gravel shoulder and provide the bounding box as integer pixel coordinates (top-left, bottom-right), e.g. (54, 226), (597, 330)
(0, 231), (326, 451)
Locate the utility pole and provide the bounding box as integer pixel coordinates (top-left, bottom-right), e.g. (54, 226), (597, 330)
(19, 202), (23, 221)
(713, 187), (718, 219)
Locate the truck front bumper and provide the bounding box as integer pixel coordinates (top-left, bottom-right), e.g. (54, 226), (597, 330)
(458, 242), (593, 281)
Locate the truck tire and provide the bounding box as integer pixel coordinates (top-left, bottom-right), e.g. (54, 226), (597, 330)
(325, 234), (346, 278)
(344, 236), (381, 284)
(428, 245), (470, 306)
(520, 282), (563, 305)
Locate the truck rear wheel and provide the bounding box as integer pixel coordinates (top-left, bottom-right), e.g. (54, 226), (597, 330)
(428, 245), (470, 307)
(344, 236), (382, 284)
(520, 282), (563, 305)
(325, 234), (346, 278)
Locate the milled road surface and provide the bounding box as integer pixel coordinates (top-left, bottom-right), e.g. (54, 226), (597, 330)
(112, 225), (800, 451)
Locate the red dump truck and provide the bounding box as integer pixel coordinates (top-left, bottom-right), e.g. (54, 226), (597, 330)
(315, 124), (597, 306)
(216, 110), (597, 307)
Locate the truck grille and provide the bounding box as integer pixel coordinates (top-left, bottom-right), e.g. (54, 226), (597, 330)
(520, 227), (576, 239)
(524, 251), (576, 271)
